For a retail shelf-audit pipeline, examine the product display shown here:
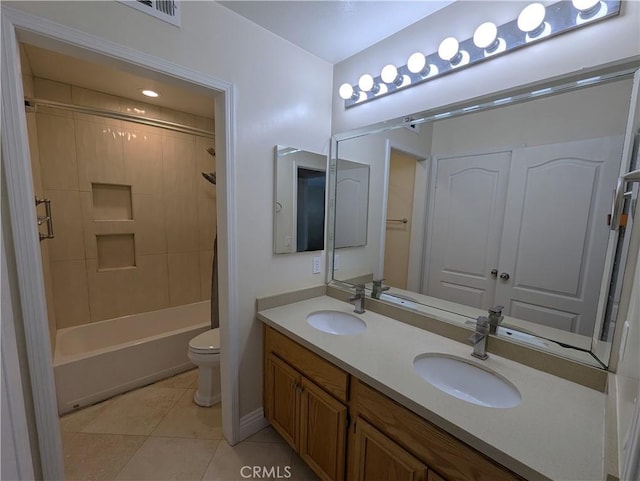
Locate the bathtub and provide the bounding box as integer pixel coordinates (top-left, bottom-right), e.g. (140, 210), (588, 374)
(54, 301), (210, 414)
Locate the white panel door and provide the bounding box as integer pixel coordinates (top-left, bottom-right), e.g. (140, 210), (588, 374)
(495, 136), (624, 335)
(426, 152), (512, 309)
(335, 165), (370, 248)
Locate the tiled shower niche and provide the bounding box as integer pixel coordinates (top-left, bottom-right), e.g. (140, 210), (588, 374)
(96, 234), (136, 269)
(92, 183), (133, 220)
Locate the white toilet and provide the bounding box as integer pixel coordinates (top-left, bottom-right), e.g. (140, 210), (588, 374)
(187, 328), (221, 407)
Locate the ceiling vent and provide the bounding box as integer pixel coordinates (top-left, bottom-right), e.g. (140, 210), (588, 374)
(119, 0), (181, 27)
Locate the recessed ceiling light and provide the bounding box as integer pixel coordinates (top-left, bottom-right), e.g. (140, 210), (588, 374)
(141, 89), (159, 98)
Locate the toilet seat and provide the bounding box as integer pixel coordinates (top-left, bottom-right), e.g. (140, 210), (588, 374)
(188, 328), (220, 354)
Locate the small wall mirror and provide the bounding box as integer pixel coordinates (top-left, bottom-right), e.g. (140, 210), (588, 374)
(274, 146), (327, 254)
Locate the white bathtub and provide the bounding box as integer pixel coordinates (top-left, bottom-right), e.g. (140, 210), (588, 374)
(54, 301), (210, 414)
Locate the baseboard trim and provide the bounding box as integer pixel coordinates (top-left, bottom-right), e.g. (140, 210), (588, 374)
(238, 407), (268, 442)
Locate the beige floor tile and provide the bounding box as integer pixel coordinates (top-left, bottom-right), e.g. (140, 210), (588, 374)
(154, 369), (198, 389)
(152, 389), (223, 439)
(62, 431), (145, 481)
(244, 426), (286, 444)
(82, 386), (183, 435)
(60, 397), (116, 433)
(289, 453), (321, 481)
(114, 436), (219, 481)
(201, 439), (293, 481)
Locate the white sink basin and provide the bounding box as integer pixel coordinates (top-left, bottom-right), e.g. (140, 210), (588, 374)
(306, 310), (366, 335)
(413, 354), (521, 408)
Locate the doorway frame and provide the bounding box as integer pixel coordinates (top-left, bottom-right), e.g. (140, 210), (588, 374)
(380, 140), (429, 291)
(1, 6), (240, 479)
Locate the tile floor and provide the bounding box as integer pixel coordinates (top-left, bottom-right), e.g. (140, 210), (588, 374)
(59, 369), (319, 481)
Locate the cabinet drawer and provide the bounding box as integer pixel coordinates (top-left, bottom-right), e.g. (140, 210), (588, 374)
(264, 325), (349, 402)
(353, 380), (522, 481)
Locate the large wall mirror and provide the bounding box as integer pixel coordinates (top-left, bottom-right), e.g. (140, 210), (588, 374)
(329, 67), (640, 368)
(274, 146), (326, 254)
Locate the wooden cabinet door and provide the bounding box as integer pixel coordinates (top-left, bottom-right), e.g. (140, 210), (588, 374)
(265, 353), (300, 450)
(352, 417), (427, 481)
(299, 377), (347, 481)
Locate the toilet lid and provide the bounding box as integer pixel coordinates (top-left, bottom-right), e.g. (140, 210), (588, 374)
(189, 328), (220, 353)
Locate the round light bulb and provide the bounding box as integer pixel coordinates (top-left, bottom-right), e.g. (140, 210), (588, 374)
(339, 83), (354, 100)
(407, 52), (426, 74)
(473, 22), (498, 49)
(358, 74), (375, 92)
(141, 89), (159, 98)
(381, 64), (399, 84)
(517, 3), (546, 33)
(438, 37), (460, 62)
(572, 0), (600, 12)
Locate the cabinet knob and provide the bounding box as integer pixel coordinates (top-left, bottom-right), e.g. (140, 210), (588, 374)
(490, 269), (498, 278)
(499, 272), (510, 280)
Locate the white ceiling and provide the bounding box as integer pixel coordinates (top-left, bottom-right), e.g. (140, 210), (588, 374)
(218, 1), (455, 64)
(19, 2), (455, 117)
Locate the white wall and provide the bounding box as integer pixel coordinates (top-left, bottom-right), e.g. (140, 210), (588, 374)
(4, 0), (333, 421)
(332, 0), (640, 134)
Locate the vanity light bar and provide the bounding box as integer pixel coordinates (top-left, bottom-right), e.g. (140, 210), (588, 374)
(339, 0), (621, 108)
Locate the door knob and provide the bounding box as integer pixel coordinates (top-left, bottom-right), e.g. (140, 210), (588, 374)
(490, 269), (498, 278)
(500, 272), (510, 280)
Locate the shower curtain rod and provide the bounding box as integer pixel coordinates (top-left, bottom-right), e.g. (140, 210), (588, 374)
(24, 97), (214, 139)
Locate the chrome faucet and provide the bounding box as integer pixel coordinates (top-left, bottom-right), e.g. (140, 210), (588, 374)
(488, 305), (504, 334)
(349, 284), (366, 314)
(468, 316), (490, 360)
(371, 279), (390, 299)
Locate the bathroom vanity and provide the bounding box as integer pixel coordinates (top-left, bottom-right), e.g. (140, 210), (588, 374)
(258, 295), (607, 481)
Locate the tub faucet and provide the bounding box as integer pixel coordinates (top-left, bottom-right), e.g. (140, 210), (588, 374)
(349, 284), (366, 314)
(371, 279), (390, 299)
(468, 316), (489, 360)
(488, 305), (504, 334)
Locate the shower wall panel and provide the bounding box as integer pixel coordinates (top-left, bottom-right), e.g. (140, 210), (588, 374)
(27, 77), (215, 329)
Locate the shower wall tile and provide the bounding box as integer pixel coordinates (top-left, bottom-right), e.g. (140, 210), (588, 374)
(34, 78), (73, 118)
(23, 74), (34, 97)
(162, 135), (196, 198)
(51, 259), (90, 329)
(194, 115), (215, 133)
(72, 87), (121, 126)
(168, 252), (201, 307)
(79, 192), (96, 259)
(200, 250), (213, 301)
(44, 189), (86, 261)
(37, 113), (78, 191)
(40, 241), (58, 350)
(133, 194), (167, 255)
(164, 194), (198, 253)
(86, 258), (136, 321)
(198, 195), (216, 252)
(160, 107), (197, 130)
(75, 119), (125, 191)
(131, 254), (170, 314)
(27, 113), (43, 197)
(120, 99), (161, 124)
(123, 127), (163, 195)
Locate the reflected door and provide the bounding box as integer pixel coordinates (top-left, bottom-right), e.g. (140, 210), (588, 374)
(426, 152), (512, 309)
(495, 136), (623, 336)
(335, 165), (369, 248)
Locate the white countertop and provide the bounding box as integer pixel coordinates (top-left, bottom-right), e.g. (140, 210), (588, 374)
(258, 296), (606, 481)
